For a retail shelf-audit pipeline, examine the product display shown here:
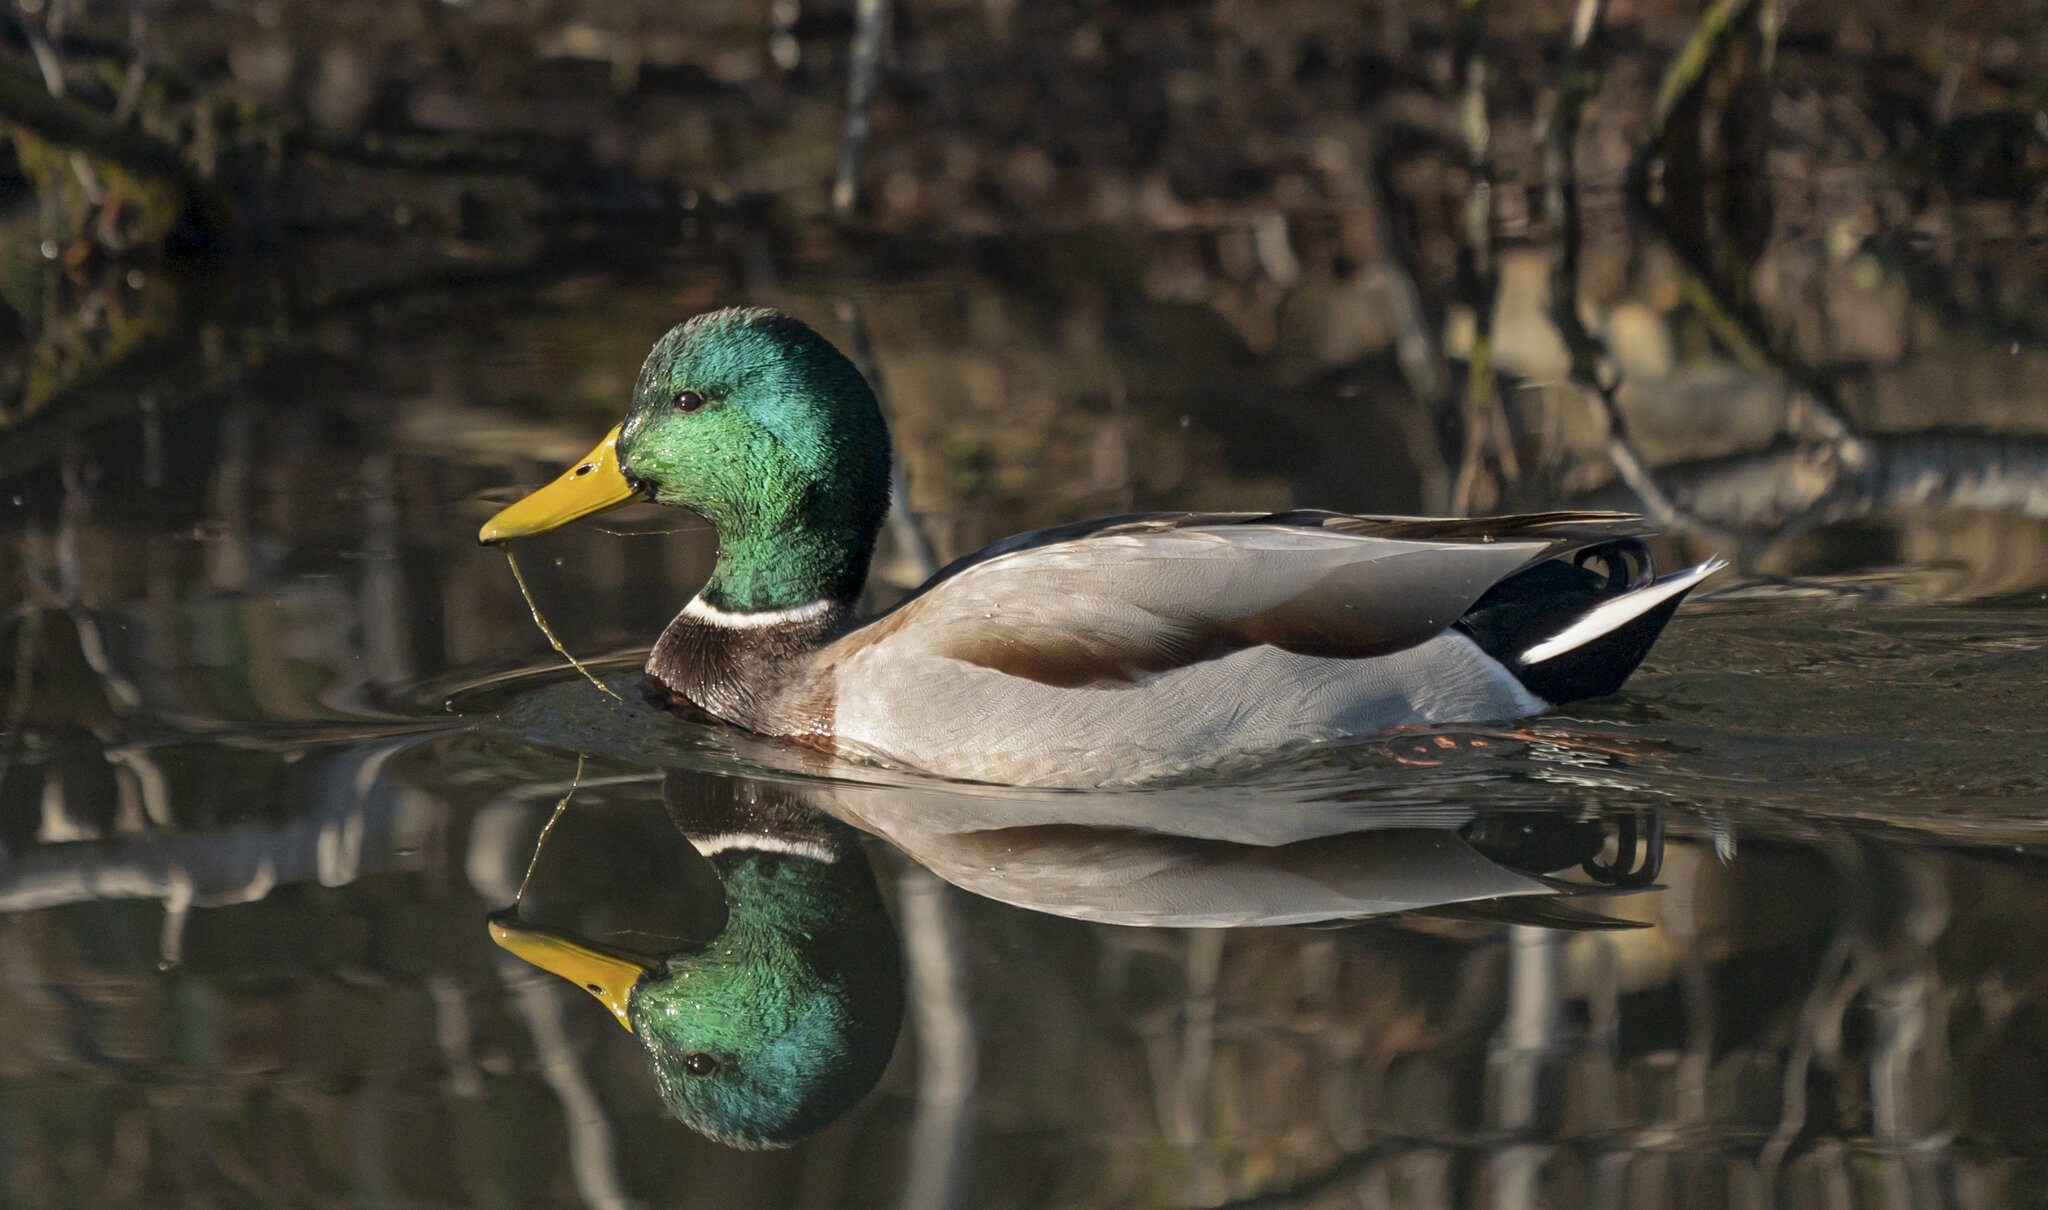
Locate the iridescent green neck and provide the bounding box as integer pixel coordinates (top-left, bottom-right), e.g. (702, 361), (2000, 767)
(707, 845), (862, 931)
(699, 513), (875, 614)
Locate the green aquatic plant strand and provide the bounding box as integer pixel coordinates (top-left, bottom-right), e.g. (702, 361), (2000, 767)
(501, 548), (624, 702)
(515, 753), (585, 907)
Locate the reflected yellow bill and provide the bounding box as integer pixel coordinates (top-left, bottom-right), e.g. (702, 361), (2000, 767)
(489, 917), (653, 1033)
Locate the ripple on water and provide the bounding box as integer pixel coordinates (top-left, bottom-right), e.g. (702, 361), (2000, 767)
(429, 600), (2048, 852)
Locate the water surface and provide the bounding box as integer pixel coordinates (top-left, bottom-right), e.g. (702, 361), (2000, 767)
(3, 225), (2047, 1209)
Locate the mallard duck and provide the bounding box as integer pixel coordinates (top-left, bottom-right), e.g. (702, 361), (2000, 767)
(490, 774), (902, 1149)
(480, 307), (1721, 787)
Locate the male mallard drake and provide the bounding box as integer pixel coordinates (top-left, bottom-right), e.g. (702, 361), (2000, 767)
(481, 307), (1721, 787)
(491, 773), (902, 1149)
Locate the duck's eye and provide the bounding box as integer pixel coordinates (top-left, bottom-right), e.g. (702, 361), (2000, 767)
(673, 390), (707, 413)
(683, 1052), (719, 1076)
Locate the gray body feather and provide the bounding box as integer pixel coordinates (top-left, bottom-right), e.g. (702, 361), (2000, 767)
(822, 525), (1552, 785)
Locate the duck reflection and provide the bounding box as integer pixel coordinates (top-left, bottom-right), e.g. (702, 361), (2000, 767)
(820, 776), (1664, 929)
(488, 767), (1665, 1148)
(490, 772), (904, 1149)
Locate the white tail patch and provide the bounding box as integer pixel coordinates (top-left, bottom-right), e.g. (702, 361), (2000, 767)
(1520, 557), (1727, 665)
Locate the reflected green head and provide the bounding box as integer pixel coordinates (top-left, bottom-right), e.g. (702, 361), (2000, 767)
(623, 846), (903, 1149)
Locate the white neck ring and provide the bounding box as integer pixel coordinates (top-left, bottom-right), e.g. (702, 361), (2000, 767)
(682, 596), (836, 629)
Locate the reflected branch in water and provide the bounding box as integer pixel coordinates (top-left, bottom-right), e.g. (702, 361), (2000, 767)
(110, 0), (150, 129)
(0, 604), (41, 797)
(0, 735), (437, 915)
(1540, 0), (1608, 378)
(1628, 0), (1864, 451)
(1756, 839), (1878, 1193)
(896, 866), (976, 1210)
(836, 299), (941, 585)
(1571, 431), (2048, 562)
(834, 0), (891, 220)
(1539, 0), (1732, 544)
(1359, 102), (1460, 506)
(1647, 202), (1866, 449)
(467, 796), (639, 1210)
(1643, 0), (1764, 141)
(1484, 925), (1562, 1207)
(1866, 852), (1956, 1205)
(1450, 0), (1512, 514)
(1173, 928), (1224, 1202)
(7, 0), (109, 217)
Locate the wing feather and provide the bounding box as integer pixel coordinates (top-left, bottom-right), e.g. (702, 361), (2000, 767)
(835, 516), (1603, 687)
(914, 509), (1653, 591)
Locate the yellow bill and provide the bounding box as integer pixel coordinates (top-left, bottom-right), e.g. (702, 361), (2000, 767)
(489, 917), (652, 1033)
(479, 425), (639, 544)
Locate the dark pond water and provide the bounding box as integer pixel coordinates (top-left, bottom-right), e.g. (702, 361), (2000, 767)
(3, 212), (2048, 1210)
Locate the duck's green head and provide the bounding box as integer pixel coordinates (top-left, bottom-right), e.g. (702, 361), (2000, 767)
(490, 782), (903, 1148)
(479, 307), (894, 612)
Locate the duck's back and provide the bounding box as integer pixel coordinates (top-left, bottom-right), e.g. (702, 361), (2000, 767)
(830, 629), (1541, 785)
(810, 511), (1719, 787)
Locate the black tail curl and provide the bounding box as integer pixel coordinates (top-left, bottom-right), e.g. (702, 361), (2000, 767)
(1455, 539), (1693, 705)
